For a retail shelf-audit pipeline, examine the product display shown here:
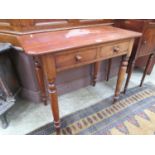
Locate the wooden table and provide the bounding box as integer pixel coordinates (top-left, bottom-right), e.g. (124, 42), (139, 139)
(122, 21), (155, 92)
(16, 25), (141, 133)
(113, 20), (155, 93)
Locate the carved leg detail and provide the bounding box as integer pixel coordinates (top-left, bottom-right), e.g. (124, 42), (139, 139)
(123, 61), (135, 94)
(92, 62), (101, 86)
(33, 56), (47, 105)
(106, 59), (112, 81)
(41, 55), (60, 134)
(48, 81), (60, 134)
(140, 54), (154, 87)
(114, 55), (129, 103)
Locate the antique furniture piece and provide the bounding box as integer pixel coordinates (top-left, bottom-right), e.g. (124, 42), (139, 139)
(0, 19), (113, 34)
(114, 20), (155, 93)
(0, 19), (116, 104)
(0, 43), (18, 128)
(15, 25), (141, 133)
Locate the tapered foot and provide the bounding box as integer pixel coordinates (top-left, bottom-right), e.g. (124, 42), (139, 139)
(113, 96), (119, 104)
(92, 81), (96, 87)
(54, 121), (61, 135)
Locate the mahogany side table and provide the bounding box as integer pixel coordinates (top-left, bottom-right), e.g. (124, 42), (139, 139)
(17, 25), (141, 134)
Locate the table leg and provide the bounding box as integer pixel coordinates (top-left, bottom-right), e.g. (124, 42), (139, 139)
(33, 56), (47, 105)
(92, 61), (101, 86)
(123, 60), (135, 94)
(106, 59), (112, 81)
(140, 53), (154, 87)
(114, 55), (129, 103)
(145, 56), (155, 75)
(41, 55), (60, 134)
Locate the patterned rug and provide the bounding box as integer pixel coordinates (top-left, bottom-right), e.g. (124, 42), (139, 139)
(28, 83), (155, 135)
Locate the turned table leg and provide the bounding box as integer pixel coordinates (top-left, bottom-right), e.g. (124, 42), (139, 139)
(114, 55), (129, 103)
(92, 61), (101, 86)
(123, 60), (135, 94)
(106, 59), (112, 81)
(33, 56), (47, 105)
(140, 53), (154, 87)
(41, 55), (60, 134)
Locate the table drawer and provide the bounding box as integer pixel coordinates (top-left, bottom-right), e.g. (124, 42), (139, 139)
(55, 48), (97, 70)
(99, 41), (130, 59)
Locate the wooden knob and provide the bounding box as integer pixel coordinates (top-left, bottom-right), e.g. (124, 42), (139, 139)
(75, 55), (82, 62)
(113, 46), (120, 53)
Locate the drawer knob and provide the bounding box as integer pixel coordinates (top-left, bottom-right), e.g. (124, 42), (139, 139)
(75, 55), (82, 62)
(113, 46), (120, 53)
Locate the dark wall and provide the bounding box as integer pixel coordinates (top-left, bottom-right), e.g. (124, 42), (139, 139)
(0, 53), (20, 95)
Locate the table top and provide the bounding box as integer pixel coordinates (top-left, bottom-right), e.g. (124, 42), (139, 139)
(17, 25), (142, 55)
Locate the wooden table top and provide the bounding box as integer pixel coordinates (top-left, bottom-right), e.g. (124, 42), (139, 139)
(17, 25), (142, 55)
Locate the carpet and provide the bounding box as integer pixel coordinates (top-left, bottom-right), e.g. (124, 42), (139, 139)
(28, 83), (155, 135)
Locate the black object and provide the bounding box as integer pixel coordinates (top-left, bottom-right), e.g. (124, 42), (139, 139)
(0, 43), (17, 129)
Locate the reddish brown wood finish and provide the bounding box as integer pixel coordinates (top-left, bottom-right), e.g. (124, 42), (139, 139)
(33, 56), (47, 105)
(123, 58), (136, 94)
(17, 26), (140, 132)
(0, 20), (114, 105)
(55, 47), (97, 71)
(0, 19), (113, 46)
(104, 40), (130, 82)
(0, 22), (141, 132)
(140, 53), (155, 87)
(136, 55), (155, 74)
(0, 19), (113, 34)
(0, 20), (114, 103)
(41, 55), (60, 134)
(17, 26), (141, 55)
(114, 55), (129, 102)
(92, 61), (101, 86)
(114, 39), (134, 101)
(118, 20), (155, 93)
(99, 40), (130, 59)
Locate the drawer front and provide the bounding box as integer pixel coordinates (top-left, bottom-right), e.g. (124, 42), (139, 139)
(99, 41), (130, 59)
(55, 48), (97, 70)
